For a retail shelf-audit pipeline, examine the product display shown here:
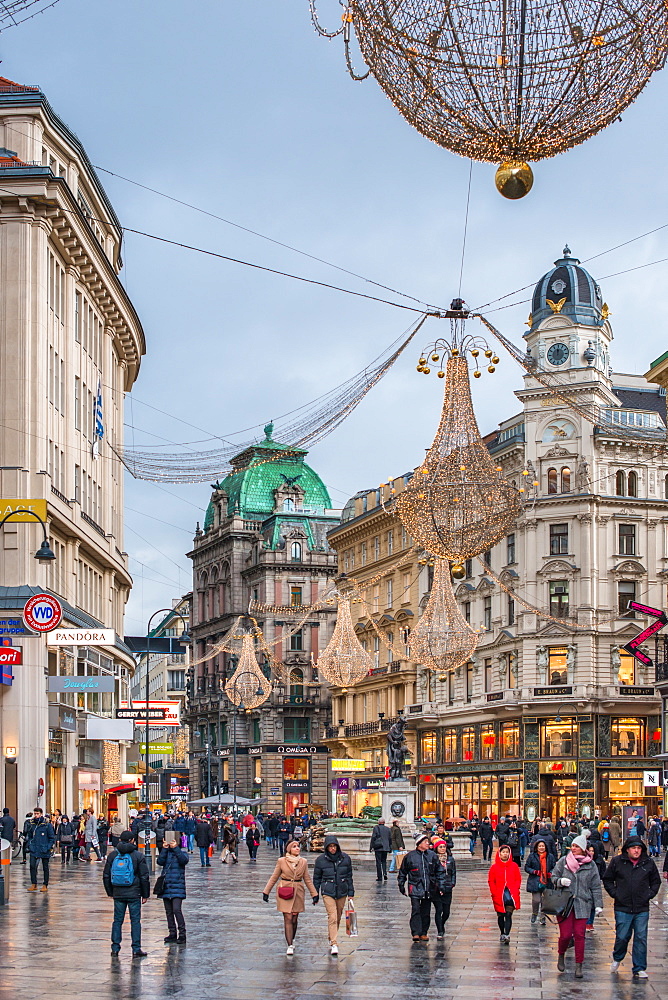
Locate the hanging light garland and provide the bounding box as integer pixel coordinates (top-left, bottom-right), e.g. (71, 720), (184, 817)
(316, 592), (374, 687)
(409, 558), (479, 671)
(396, 309), (522, 565)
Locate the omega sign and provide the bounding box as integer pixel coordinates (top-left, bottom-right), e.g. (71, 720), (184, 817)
(262, 745), (329, 755)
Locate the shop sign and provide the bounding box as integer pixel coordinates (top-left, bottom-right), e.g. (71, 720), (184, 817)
(0, 647), (21, 665)
(284, 779), (310, 792)
(534, 686), (573, 697)
(139, 743), (174, 754)
(643, 770), (661, 787)
(486, 692), (503, 702)
(118, 701), (181, 726)
(263, 745), (329, 755)
(117, 707), (167, 721)
(48, 628), (116, 647)
(215, 747), (248, 757)
(618, 686), (655, 696)
(539, 760), (577, 774)
(332, 777), (382, 791)
(48, 704), (77, 732)
(0, 498), (47, 521)
(23, 594), (62, 632)
(331, 759), (365, 771)
(78, 771), (101, 791)
(0, 616), (38, 638)
(48, 675), (115, 693)
(623, 602), (668, 667)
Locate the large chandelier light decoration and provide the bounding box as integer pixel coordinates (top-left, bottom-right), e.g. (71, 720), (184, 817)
(316, 593), (374, 687)
(410, 559), (479, 671)
(396, 308), (523, 566)
(310, 1), (668, 197)
(225, 633), (273, 710)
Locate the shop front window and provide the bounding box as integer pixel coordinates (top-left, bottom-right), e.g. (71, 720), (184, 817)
(462, 726), (475, 760)
(421, 732), (437, 765)
(618, 652), (635, 686)
(283, 757), (309, 780)
(481, 725), (496, 760)
(541, 718), (577, 757)
(611, 718), (645, 756)
(500, 721), (519, 758)
(443, 728), (457, 762)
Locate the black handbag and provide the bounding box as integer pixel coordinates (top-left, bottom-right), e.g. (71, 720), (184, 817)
(153, 874), (166, 897)
(502, 887), (515, 912)
(541, 882), (574, 919)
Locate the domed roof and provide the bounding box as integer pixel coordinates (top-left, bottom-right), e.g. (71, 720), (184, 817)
(529, 247), (604, 332)
(203, 423), (332, 530)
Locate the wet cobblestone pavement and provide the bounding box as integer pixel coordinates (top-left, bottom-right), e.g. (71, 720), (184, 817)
(2, 849), (668, 999)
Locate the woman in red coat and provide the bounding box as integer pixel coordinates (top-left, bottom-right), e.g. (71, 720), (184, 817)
(488, 844), (522, 944)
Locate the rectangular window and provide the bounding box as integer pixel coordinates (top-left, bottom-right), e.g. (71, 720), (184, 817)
(484, 596), (492, 631)
(167, 670), (185, 690)
(387, 530), (393, 555)
(484, 657), (493, 692)
(373, 586), (380, 613)
(283, 717), (310, 743)
(508, 597), (515, 626)
(550, 523), (569, 555)
(283, 757), (309, 779)
(619, 524), (636, 555)
(462, 726), (475, 760)
(290, 629), (303, 651)
(541, 718), (577, 758)
(421, 732), (437, 765)
(611, 717), (645, 756)
(386, 578), (393, 608)
(447, 670), (454, 704)
(464, 601), (471, 623)
(466, 662), (473, 703)
(290, 586), (302, 607)
(386, 633), (393, 663)
(483, 549), (492, 567)
(74, 377), (81, 430)
(464, 558), (473, 579)
(618, 651), (635, 686)
(549, 581), (569, 618)
(401, 526), (408, 548)
(548, 646), (568, 685)
(506, 533), (516, 564)
(402, 573), (410, 603)
(75, 292), (81, 342)
(481, 725), (495, 760)
(618, 581), (636, 618)
(361, 542), (367, 566)
(373, 637), (380, 668)
(374, 536), (380, 560)
(443, 728), (456, 762)
(501, 721), (520, 758)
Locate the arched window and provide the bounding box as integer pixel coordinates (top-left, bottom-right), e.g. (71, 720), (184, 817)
(615, 470), (626, 496)
(628, 471), (638, 497)
(290, 540), (302, 561)
(289, 668), (304, 702)
(561, 467), (571, 493)
(547, 468), (558, 494)
(283, 497), (295, 511)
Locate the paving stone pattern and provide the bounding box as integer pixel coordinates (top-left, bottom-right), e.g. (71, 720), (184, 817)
(1, 848), (668, 999)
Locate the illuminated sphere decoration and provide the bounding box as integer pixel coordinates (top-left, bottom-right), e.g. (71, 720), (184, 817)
(314, 2), (668, 192)
(410, 559), (478, 672)
(396, 354), (521, 560)
(495, 161), (534, 200)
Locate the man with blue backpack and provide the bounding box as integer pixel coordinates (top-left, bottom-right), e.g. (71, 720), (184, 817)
(103, 830), (151, 957)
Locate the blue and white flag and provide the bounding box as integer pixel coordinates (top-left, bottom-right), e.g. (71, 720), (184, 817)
(92, 377), (104, 459)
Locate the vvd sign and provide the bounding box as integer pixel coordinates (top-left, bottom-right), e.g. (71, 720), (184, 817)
(23, 594), (63, 633)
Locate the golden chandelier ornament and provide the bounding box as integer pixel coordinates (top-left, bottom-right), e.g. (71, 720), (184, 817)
(316, 593), (374, 687)
(225, 633), (273, 710)
(410, 559), (478, 672)
(310, 1), (668, 197)
(397, 326), (522, 561)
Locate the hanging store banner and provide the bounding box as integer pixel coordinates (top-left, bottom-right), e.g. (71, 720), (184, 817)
(331, 759), (366, 771)
(118, 701), (181, 726)
(0, 498), (47, 521)
(48, 674), (115, 693)
(48, 628), (116, 647)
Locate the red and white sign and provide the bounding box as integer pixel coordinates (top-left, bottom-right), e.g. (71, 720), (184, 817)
(120, 700), (181, 727)
(23, 594), (62, 633)
(37, 777), (44, 798)
(0, 648), (21, 665)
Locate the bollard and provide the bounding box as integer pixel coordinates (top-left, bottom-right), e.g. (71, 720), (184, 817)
(0, 837), (11, 904)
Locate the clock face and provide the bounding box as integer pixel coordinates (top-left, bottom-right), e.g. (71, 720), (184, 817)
(547, 342), (570, 366)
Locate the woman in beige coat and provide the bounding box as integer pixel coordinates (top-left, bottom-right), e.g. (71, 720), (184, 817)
(263, 839), (318, 954)
(609, 816), (622, 854)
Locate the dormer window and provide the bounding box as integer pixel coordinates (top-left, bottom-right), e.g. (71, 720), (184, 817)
(291, 541), (302, 562)
(283, 497), (295, 511)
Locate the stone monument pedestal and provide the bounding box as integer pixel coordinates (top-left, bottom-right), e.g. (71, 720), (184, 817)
(449, 829), (472, 860)
(380, 779), (417, 827)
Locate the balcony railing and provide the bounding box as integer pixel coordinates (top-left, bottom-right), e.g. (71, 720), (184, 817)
(324, 716), (398, 739)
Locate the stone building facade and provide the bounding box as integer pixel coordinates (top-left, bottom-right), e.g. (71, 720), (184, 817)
(0, 78), (144, 821)
(185, 427), (339, 815)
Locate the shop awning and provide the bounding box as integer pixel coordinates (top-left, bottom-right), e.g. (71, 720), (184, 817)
(105, 783), (139, 795)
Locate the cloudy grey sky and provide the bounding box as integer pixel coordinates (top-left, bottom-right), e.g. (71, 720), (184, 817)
(4, 1), (668, 632)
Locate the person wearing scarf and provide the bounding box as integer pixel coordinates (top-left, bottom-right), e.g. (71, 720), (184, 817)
(525, 838), (556, 924)
(550, 833), (603, 979)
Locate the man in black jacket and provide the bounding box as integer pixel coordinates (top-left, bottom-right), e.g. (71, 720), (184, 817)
(603, 835), (661, 979)
(369, 818), (392, 881)
(103, 831), (150, 957)
(398, 832), (437, 942)
(313, 835), (355, 955)
(0, 807), (16, 844)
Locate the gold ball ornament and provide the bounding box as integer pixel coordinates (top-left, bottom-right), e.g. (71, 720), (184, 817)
(431, 354), (439, 362)
(495, 161), (534, 200)
(473, 370), (481, 378)
(451, 562), (466, 580)
(438, 370), (445, 378)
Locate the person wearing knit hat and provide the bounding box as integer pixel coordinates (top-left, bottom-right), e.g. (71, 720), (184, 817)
(550, 836), (603, 978)
(397, 833), (437, 942)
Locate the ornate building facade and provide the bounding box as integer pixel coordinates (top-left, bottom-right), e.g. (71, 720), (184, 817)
(185, 427), (339, 815)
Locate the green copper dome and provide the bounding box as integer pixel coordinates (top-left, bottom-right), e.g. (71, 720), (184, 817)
(203, 424), (332, 530)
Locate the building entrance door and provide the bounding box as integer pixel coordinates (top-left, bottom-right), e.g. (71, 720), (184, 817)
(541, 775), (577, 823)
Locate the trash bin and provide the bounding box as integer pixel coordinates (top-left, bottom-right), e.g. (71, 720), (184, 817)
(0, 837), (10, 904)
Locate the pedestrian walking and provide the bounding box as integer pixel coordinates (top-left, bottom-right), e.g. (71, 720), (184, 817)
(480, 817), (494, 861)
(184, 812), (196, 853)
(83, 808), (102, 862)
(153, 812), (167, 853)
(97, 814), (110, 857)
(369, 817), (391, 881)
(157, 837), (188, 944)
(312, 834), (354, 955)
(277, 816), (292, 856)
(26, 807), (56, 892)
(109, 815), (124, 849)
(398, 832), (438, 943)
(430, 838), (456, 939)
(246, 822), (261, 862)
(603, 835), (661, 979)
(585, 841), (607, 931)
(195, 817), (214, 867)
(0, 806), (16, 844)
(20, 813), (32, 863)
(103, 830), (150, 957)
(550, 833), (603, 978)
(262, 839), (318, 955)
(488, 844), (521, 944)
(609, 816), (622, 855)
(222, 817), (239, 863)
(647, 817), (660, 857)
(525, 837), (555, 924)
(57, 815), (75, 864)
(388, 819), (405, 873)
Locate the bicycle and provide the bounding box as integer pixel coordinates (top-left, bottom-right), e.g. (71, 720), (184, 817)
(12, 831), (26, 860)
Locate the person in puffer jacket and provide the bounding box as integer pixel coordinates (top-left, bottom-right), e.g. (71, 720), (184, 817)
(312, 835), (355, 956)
(429, 838), (456, 939)
(157, 838), (189, 944)
(398, 832), (438, 942)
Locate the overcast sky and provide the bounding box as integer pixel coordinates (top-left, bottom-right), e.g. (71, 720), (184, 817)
(5, 1), (668, 633)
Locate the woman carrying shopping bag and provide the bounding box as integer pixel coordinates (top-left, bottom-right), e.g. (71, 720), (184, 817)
(313, 835), (355, 956)
(262, 840), (318, 955)
(551, 833), (603, 979)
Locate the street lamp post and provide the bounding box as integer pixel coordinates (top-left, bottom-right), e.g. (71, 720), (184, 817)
(555, 703), (581, 819)
(225, 676), (263, 818)
(142, 608), (190, 871)
(0, 510), (56, 562)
